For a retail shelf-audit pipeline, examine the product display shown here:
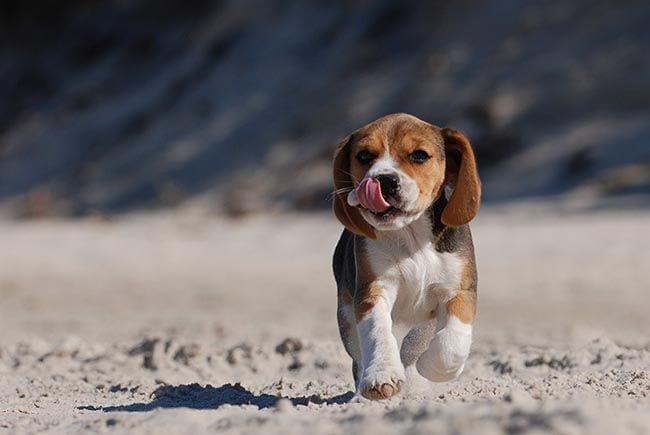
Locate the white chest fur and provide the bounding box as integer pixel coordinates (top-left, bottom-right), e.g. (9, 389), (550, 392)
(364, 214), (464, 326)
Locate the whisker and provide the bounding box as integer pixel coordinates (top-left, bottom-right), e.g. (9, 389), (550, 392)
(327, 187), (353, 200)
(333, 169), (361, 184)
(340, 170), (361, 183)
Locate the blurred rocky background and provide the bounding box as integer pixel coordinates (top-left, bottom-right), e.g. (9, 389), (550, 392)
(1, 0), (648, 218)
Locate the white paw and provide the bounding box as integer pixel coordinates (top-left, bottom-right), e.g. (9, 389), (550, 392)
(358, 361), (406, 400)
(416, 321), (472, 382)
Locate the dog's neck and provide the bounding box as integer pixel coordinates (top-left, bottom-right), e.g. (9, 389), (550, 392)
(372, 198), (448, 255)
(430, 194), (449, 237)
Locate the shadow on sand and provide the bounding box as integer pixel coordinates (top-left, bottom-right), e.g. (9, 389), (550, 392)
(78, 383), (354, 412)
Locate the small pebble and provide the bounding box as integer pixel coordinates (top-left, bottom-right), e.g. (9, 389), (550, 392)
(275, 398), (294, 412)
(275, 338), (303, 355)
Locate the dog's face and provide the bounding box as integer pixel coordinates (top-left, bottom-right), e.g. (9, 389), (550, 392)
(346, 115), (446, 231)
(333, 113), (481, 239)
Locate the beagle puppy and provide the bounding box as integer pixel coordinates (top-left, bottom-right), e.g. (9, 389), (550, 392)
(332, 113), (481, 400)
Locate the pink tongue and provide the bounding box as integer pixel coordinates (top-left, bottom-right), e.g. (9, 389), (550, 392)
(357, 178), (391, 213)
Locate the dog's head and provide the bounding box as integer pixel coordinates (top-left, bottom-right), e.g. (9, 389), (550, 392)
(333, 113), (481, 239)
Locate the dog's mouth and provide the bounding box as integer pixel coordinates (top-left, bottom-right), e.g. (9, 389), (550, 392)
(349, 179), (411, 220)
(369, 204), (404, 219)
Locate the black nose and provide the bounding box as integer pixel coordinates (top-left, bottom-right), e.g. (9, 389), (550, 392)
(376, 174), (400, 197)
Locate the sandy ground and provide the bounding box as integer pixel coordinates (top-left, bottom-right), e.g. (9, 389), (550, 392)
(0, 205), (649, 434)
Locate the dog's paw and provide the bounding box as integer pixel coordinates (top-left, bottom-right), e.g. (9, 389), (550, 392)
(358, 364), (405, 400)
(416, 355), (465, 382)
(416, 321), (472, 382)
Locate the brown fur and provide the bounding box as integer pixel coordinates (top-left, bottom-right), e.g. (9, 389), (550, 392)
(440, 128), (482, 227)
(353, 238), (382, 321)
(340, 286), (353, 305)
(355, 282), (384, 321)
(444, 239), (478, 324)
(446, 291), (477, 324)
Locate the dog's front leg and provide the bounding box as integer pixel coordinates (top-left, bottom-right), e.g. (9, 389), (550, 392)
(416, 292), (474, 382)
(355, 283), (405, 400)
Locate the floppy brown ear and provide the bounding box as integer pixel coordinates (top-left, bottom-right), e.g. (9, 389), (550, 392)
(333, 135), (376, 239)
(441, 128), (481, 227)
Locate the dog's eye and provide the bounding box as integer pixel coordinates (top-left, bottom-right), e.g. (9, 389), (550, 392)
(409, 150), (430, 163)
(356, 150), (376, 164)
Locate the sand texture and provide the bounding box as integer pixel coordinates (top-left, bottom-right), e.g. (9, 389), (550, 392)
(1, 207), (649, 434)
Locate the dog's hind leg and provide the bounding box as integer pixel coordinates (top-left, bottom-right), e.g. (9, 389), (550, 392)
(337, 288), (362, 385)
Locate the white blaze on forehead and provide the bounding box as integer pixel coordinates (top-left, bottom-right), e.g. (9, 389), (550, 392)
(359, 148), (420, 214)
(366, 150), (399, 178)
